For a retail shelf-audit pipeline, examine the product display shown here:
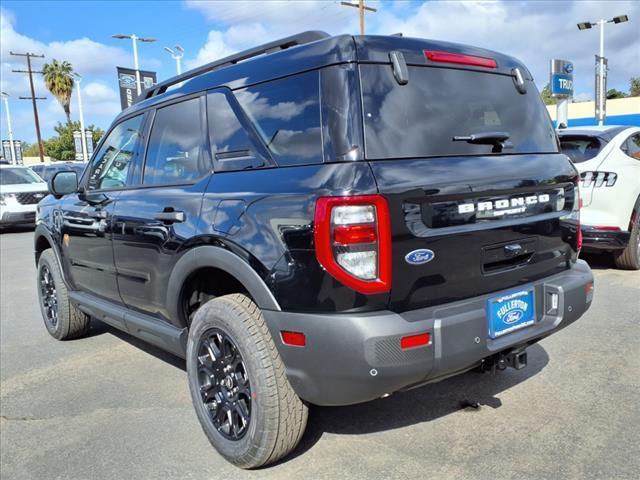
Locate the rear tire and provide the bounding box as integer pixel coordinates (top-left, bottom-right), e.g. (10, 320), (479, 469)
(186, 294), (307, 469)
(613, 215), (640, 270)
(37, 249), (91, 340)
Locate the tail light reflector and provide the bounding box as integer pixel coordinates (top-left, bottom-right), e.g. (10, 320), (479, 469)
(314, 195), (391, 294)
(400, 333), (431, 350)
(281, 331), (306, 347)
(424, 50), (497, 69)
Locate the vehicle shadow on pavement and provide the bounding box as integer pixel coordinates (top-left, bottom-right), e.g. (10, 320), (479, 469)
(89, 319), (548, 465)
(286, 343), (549, 462)
(579, 252), (616, 270)
(86, 320), (186, 370)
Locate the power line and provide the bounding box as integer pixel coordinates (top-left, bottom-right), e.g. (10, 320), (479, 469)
(341, 0), (377, 35)
(10, 51), (46, 162)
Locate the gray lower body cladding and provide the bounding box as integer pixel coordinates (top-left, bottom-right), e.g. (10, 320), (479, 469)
(263, 260), (593, 406)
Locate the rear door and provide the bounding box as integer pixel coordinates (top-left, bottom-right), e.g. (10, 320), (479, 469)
(111, 95), (210, 324)
(359, 62), (579, 312)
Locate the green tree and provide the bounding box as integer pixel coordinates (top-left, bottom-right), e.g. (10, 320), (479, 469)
(540, 83), (556, 105)
(22, 142), (40, 157)
(44, 121), (104, 161)
(42, 60), (75, 123)
(630, 77), (640, 97)
(606, 89), (627, 99)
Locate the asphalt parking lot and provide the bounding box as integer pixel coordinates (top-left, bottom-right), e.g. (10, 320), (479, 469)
(1, 229), (639, 480)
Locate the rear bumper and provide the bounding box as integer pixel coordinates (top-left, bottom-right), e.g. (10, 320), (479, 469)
(581, 226), (630, 251)
(264, 260), (593, 406)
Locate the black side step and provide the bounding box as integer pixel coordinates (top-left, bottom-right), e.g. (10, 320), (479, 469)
(69, 291), (187, 358)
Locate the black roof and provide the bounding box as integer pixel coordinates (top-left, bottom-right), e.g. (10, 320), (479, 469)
(116, 31), (531, 122)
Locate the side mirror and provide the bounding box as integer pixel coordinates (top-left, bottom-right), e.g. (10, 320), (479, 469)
(49, 171), (78, 197)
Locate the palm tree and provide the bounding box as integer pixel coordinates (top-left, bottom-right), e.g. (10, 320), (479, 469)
(42, 60), (75, 123)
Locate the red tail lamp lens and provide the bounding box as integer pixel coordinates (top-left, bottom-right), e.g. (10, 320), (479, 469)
(424, 50), (497, 69)
(400, 333), (431, 350)
(333, 224), (377, 245)
(314, 195), (392, 295)
(281, 331), (306, 347)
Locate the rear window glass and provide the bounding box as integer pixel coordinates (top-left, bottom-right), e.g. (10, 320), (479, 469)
(235, 71), (322, 166)
(361, 65), (558, 159)
(559, 135), (603, 163)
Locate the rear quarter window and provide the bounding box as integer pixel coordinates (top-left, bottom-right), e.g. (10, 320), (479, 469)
(559, 135), (603, 163)
(234, 71), (323, 166)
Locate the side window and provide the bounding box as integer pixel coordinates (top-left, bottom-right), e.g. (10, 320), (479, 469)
(622, 134), (640, 160)
(87, 115), (144, 190)
(207, 91), (265, 171)
(144, 97), (208, 185)
(235, 71), (323, 166)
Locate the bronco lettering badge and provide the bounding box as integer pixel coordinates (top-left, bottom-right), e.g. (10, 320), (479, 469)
(458, 194), (551, 217)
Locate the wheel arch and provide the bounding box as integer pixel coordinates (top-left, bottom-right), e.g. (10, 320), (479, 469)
(33, 224), (68, 285)
(167, 246), (281, 328)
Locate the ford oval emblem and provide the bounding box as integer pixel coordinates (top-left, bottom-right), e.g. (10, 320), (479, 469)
(503, 309), (525, 324)
(405, 249), (435, 265)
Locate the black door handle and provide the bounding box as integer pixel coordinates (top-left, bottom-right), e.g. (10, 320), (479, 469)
(154, 211), (185, 223)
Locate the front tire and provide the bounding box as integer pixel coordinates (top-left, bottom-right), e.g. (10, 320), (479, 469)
(37, 249), (91, 340)
(186, 294), (307, 469)
(613, 215), (640, 270)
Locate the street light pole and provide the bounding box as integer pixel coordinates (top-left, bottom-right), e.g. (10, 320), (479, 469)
(1, 92), (18, 165)
(131, 34), (141, 96)
(598, 19), (605, 127)
(164, 45), (184, 75)
(577, 14), (629, 126)
(73, 74), (88, 162)
(112, 33), (156, 96)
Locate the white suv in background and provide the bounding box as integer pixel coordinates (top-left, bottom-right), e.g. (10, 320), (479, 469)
(558, 125), (640, 270)
(0, 164), (49, 229)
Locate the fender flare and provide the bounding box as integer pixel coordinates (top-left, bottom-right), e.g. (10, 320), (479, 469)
(166, 246), (281, 324)
(34, 224), (69, 286)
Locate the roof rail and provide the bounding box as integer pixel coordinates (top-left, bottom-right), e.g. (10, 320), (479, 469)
(142, 30), (330, 101)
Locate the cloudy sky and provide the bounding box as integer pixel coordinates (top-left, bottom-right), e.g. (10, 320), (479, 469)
(1, 0), (638, 143)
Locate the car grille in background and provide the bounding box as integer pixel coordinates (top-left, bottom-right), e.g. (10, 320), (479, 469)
(16, 191), (48, 205)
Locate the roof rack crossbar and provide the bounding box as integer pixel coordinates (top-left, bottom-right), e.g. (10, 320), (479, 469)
(142, 30), (330, 101)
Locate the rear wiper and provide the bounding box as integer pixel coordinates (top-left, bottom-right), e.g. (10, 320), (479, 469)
(452, 131), (513, 153)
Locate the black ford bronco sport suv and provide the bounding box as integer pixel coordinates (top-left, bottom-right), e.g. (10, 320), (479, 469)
(35, 32), (594, 468)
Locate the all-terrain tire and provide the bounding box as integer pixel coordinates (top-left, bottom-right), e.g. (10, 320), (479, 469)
(37, 248), (91, 340)
(613, 213), (640, 270)
(186, 294), (308, 469)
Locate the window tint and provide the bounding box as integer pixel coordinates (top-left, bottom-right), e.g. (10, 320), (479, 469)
(361, 65), (558, 159)
(87, 115), (144, 190)
(144, 98), (208, 185)
(559, 135), (603, 163)
(623, 134), (640, 160)
(235, 71), (322, 166)
(208, 91), (254, 155)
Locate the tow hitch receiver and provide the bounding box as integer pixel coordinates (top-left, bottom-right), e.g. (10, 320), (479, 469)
(480, 348), (528, 373)
(504, 349), (527, 370)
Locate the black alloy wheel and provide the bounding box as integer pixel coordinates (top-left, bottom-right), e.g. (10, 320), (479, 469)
(39, 264), (59, 329)
(196, 328), (252, 441)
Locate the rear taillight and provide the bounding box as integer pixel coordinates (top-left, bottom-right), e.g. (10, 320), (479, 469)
(576, 189), (582, 251)
(314, 195), (391, 295)
(580, 171), (617, 188)
(424, 50), (497, 69)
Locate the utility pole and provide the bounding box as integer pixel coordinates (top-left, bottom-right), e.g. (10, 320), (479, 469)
(11, 51), (46, 162)
(341, 0), (377, 35)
